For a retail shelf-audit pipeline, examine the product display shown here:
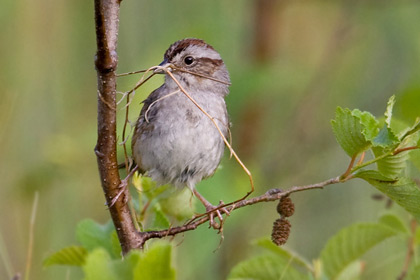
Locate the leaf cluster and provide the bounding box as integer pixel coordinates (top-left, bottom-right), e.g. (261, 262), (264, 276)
(331, 95), (420, 220)
(228, 214), (420, 280)
(43, 219), (175, 280)
(131, 173), (195, 230)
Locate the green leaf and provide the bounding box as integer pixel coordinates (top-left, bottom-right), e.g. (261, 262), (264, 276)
(336, 260), (363, 280)
(320, 223), (399, 279)
(76, 219), (117, 258)
(133, 241), (176, 280)
(110, 230), (122, 258)
(228, 254), (310, 280)
(364, 177), (420, 220)
(378, 213), (409, 234)
(375, 151), (408, 179)
(254, 238), (311, 270)
(331, 107), (377, 157)
(372, 125), (399, 148)
(83, 249), (118, 280)
(228, 238), (311, 280)
(132, 175), (169, 200)
(373, 128), (418, 178)
(149, 203), (171, 230)
(384, 95), (395, 127)
(372, 138), (413, 179)
(43, 246), (87, 267)
(353, 170), (396, 182)
(83, 249), (141, 280)
(160, 188), (195, 221)
(352, 109), (379, 142)
(411, 149), (420, 172)
(113, 251), (141, 280)
(402, 117), (420, 139)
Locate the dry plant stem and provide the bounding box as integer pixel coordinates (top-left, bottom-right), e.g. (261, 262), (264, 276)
(119, 70), (157, 172)
(117, 71), (156, 106)
(145, 89), (181, 123)
(118, 71), (156, 178)
(163, 68), (255, 223)
(120, 67), (157, 101)
(94, 0), (142, 254)
(24, 192), (38, 280)
(109, 165), (139, 207)
(174, 67), (231, 85)
(122, 92), (131, 171)
(117, 69), (149, 77)
(165, 70), (255, 195)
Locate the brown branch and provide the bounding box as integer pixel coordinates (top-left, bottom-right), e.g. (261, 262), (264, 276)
(137, 176), (341, 246)
(93, 0), (142, 254)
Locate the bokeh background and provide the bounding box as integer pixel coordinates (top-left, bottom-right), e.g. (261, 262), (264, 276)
(1, 0), (420, 279)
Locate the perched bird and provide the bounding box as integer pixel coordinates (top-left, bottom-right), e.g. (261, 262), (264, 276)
(132, 38), (231, 227)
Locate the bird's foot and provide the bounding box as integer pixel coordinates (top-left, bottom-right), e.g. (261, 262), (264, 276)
(203, 200), (231, 232)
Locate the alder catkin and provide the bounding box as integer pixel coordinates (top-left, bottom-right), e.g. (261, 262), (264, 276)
(271, 218), (291, 246)
(276, 196), (295, 217)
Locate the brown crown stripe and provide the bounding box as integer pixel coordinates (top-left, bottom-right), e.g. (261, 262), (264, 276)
(164, 38), (215, 60)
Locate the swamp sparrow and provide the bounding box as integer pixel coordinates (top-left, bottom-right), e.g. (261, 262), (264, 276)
(132, 38), (231, 227)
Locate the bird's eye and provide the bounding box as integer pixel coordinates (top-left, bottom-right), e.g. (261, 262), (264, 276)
(184, 56), (194, 65)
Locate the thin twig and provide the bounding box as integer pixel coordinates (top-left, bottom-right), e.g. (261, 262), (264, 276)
(393, 146), (419, 155)
(98, 91), (116, 111)
(117, 72), (155, 106)
(24, 192), (38, 280)
(356, 151), (365, 165)
(122, 92), (131, 172)
(341, 154), (357, 179)
(120, 67), (157, 174)
(137, 176), (341, 246)
(109, 165), (139, 207)
(173, 67), (231, 85)
(145, 89), (181, 123)
(117, 69), (149, 77)
(350, 152), (390, 174)
(121, 66), (158, 102)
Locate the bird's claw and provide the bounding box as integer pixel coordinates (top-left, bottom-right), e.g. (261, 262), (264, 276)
(205, 201), (230, 231)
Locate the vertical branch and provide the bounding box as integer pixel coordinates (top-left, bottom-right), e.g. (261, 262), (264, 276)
(93, 0), (142, 254)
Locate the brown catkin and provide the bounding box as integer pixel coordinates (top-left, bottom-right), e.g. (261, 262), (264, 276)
(271, 218), (291, 246)
(276, 196), (295, 217)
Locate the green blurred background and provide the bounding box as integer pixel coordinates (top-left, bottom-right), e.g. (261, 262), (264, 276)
(1, 0), (420, 279)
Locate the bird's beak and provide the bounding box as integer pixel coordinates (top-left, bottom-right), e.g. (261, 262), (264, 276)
(154, 59), (171, 74)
